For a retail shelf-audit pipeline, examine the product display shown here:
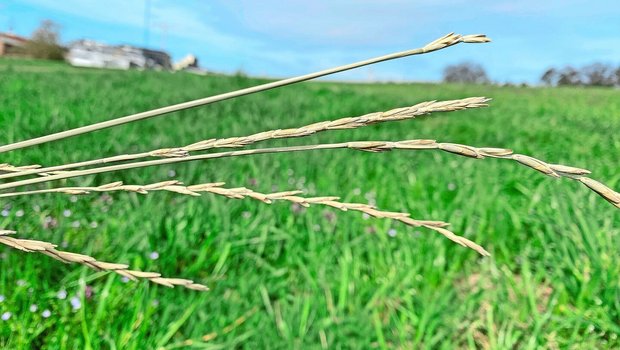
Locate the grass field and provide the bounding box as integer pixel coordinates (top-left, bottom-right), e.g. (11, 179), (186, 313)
(1, 58), (619, 349)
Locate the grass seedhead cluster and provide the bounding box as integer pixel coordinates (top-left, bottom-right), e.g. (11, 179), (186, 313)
(1, 32), (617, 292)
(0, 230), (208, 291)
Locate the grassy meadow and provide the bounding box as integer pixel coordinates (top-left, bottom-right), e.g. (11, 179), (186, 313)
(0, 58), (619, 349)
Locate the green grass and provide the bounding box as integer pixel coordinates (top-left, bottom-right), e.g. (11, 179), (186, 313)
(1, 58), (619, 349)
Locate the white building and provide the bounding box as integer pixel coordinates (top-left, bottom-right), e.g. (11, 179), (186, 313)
(66, 40), (171, 70)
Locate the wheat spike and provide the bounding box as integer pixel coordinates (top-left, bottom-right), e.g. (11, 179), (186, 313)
(0, 230), (208, 291)
(0, 180), (489, 255)
(0, 97), (489, 180)
(0, 139), (617, 210)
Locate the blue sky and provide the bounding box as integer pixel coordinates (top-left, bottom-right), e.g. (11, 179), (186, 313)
(1, 0), (619, 83)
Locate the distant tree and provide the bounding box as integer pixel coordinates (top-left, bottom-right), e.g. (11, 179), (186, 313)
(582, 63), (615, 87)
(615, 67), (620, 86)
(442, 62), (490, 84)
(24, 20), (64, 60)
(540, 68), (558, 86)
(556, 66), (582, 86)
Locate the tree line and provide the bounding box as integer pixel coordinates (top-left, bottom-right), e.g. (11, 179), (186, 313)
(443, 62), (620, 87)
(541, 64), (620, 87)
(4, 20), (65, 60)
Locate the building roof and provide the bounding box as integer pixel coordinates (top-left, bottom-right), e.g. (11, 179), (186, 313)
(0, 32), (28, 44)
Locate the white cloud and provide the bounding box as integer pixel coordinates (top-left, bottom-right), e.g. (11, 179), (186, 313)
(19, 0), (255, 50)
(14, 0), (620, 82)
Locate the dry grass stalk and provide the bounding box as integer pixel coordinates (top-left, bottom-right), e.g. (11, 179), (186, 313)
(0, 163), (47, 174)
(0, 33), (490, 154)
(0, 181), (490, 255)
(0, 230), (208, 291)
(1, 139), (617, 210)
(0, 97), (489, 180)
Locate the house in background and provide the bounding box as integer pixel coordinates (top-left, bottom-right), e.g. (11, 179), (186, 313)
(142, 48), (172, 70)
(66, 40), (172, 70)
(0, 32), (28, 56)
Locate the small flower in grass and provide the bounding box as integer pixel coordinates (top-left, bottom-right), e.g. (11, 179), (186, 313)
(448, 182), (457, 191)
(307, 183), (316, 195)
(1, 312), (10, 321)
(99, 193), (112, 204)
(291, 203), (305, 214)
(61, 241), (68, 248)
(90, 221), (98, 228)
(149, 251), (159, 260)
(296, 177), (306, 189)
(43, 216), (58, 229)
(70, 296), (81, 310)
(85, 286), (93, 299)
(366, 226), (377, 234)
(167, 170), (176, 178)
(152, 299), (159, 307)
(121, 276), (130, 283)
(41, 309), (51, 318)
(16, 279), (26, 286)
(0, 295), (5, 303)
(323, 210), (336, 223)
(362, 213), (370, 220)
(33, 205), (41, 212)
(1, 209), (9, 217)
(63, 209), (72, 217)
(242, 211), (251, 219)
(29, 304), (38, 313)
(15, 209), (24, 217)
(388, 228), (397, 237)
(71, 221), (80, 228)
(248, 178), (258, 186)
(56, 290), (67, 300)
(70, 195), (78, 203)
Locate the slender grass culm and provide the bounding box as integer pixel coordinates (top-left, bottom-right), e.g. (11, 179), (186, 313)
(0, 97), (490, 180)
(0, 140), (617, 208)
(1, 32), (618, 293)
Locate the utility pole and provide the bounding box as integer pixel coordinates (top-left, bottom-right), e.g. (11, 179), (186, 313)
(143, 0), (151, 48)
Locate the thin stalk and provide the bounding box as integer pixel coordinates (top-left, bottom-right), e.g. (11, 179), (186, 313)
(1, 139), (617, 209)
(0, 33), (489, 154)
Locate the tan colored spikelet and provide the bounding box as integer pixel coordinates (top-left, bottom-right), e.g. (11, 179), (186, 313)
(512, 154), (559, 178)
(461, 34), (492, 43)
(0, 233), (209, 291)
(577, 178), (620, 205)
